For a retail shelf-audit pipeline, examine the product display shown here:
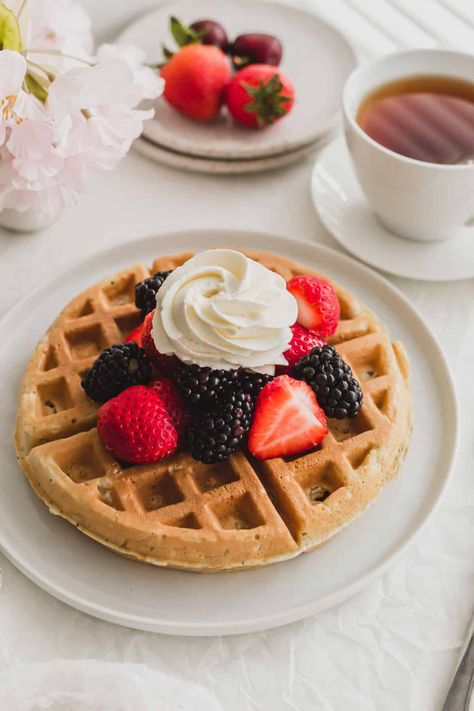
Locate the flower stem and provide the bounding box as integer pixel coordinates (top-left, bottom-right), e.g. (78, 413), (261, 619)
(26, 58), (56, 83)
(16, 0), (28, 20)
(22, 48), (94, 66)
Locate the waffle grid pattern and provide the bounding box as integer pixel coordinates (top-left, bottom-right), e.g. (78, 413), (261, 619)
(16, 250), (412, 571)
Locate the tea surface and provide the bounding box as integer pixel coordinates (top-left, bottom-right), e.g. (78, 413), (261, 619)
(357, 75), (474, 164)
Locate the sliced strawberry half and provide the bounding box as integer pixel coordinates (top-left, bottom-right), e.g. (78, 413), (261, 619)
(286, 275), (340, 338)
(248, 375), (328, 460)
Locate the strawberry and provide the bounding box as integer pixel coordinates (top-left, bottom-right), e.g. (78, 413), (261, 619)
(225, 64), (294, 128)
(151, 378), (188, 436)
(124, 322), (144, 347)
(97, 385), (179, 464)
(248, 375), (327, 460)
(160, 44), (231, 121)
(142, 310), (177, 375)
(279, 323), (325, 374)
(286, 276), (340, 338)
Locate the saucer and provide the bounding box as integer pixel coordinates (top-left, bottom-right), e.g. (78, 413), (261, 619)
(311, 137), (474, 282)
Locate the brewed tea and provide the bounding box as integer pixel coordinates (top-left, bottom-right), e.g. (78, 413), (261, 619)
(356, 75), (474, 164)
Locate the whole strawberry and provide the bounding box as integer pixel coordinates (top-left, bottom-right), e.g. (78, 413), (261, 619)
(286, 275), (340, 338)
(161, 44), (231, 121)
(226, 64), (294, 128)
(151, 378), (188, 436)
(279, 323), (325, 374)
(98, 385), (178, 464)
(142, 309), (177, 375)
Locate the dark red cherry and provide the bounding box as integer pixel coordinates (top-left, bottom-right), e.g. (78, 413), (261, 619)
(190, 20), (229, 51)
(231, 33), (283, 69)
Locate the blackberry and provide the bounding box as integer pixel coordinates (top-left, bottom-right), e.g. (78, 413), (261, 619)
(135, 270), (172, 316)
(175, 363), (272, 407)
(231, 368), (273, 397)
(186, 390), (254, 463)
(293, 344), (363, 419)
(81, 343), (152, 402)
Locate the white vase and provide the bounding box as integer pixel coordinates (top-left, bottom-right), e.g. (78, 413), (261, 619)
(0, 206), (60, 232)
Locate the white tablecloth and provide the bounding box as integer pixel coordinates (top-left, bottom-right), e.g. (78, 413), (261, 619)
(0, 2), (473, 710)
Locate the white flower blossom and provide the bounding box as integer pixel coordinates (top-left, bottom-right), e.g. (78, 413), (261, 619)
(0, 1), (164, 221)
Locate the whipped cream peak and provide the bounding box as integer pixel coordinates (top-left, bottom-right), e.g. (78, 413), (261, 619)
(152, 249), (298, 373)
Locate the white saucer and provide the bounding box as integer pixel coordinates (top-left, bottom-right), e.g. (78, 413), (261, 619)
(0, 231), (457, 636)
(119, 0), (355, 161)
(311, 138), (474, 282)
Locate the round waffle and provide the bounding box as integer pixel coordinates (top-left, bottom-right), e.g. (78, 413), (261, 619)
(15, 249), (412, 572)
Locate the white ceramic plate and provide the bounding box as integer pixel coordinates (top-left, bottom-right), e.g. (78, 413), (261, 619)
(133, 133), (325, 174)
(119, 0), (356, 160)
(312, 138), (474, 282)
(0, 231), (457, 636)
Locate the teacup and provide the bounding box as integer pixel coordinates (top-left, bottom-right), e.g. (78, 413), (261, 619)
(343, 49), (474, 242)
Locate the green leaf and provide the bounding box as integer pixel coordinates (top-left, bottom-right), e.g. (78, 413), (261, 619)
(170, 16), (199, 48)
(24, 72), (48, 103)
(0, 2), (21, 50)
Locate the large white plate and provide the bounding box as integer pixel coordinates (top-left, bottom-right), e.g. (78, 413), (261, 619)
(119, 0), (356, 160)
(0, 231), (458, 636)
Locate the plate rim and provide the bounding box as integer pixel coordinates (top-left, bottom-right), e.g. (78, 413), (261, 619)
(119, 0), (357, 160)
(0, 230), (459, 635)
(133, 134), (321, 175)
(311, 137), (474, 283)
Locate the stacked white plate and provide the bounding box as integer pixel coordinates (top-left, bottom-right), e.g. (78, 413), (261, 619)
(119, 0), (356, 173)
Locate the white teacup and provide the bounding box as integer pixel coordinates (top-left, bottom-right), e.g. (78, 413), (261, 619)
(343, 49), (474, 242)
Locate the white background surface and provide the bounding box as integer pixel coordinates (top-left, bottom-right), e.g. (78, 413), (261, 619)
(0, 1), (473, 710)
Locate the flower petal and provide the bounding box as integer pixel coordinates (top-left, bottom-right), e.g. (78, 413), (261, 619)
(0, 50), (26, 97)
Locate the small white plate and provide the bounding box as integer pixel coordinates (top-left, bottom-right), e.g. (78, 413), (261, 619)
(312, 138), (474, 282)
(0, 231), (457, 636)
(133, 134), (325, 174)
(119, 0), (356, 160)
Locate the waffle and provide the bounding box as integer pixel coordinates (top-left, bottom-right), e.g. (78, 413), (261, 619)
(15, 249), (412, 572)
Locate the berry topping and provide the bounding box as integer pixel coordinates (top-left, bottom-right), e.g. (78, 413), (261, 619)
(161, 44), (231, 122)
(293, 345), (363, 419)
(248, 375), (328, 460)
(186, 390), (254, 463)
(81, 343), (152, 403)
(151, 378), (188, 436)
(175, 363), (272, 406)
(286, 275), (340, 338)
(231, 33), (282, 69)
(226, 64), (295, 128)
(97, 385), (179, 464)
(280, 323), (325, 374)
(124, 322), (144, 347)
(175, 362), (240, 406)
(229, 368), (273, 397)
(141, 310), (177, 375)
(135, 270), (172, 316)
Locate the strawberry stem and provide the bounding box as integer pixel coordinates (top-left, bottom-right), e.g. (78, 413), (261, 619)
(241, 74), (290, 127)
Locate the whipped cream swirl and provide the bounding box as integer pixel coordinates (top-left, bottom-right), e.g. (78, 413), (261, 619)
(152, 249), (297, 373)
